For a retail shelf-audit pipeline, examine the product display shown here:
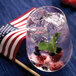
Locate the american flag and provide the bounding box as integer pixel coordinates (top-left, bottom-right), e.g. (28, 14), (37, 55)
(0, 7), (36, 61)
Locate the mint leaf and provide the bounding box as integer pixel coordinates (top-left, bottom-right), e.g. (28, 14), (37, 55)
(53, 33), (61, 42)
(38, 42), (49, 51)
(38, 42), (55, 52)
(38, 32), (61, 53)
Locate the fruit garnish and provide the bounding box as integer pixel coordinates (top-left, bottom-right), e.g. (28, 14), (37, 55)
(42, 66), (48, 70)
(38, 33), (61, 54)
(56, 47), (62, 53)
(34, 51), (40, 56)
(36, 64), (42, 67)
(50, 61), (63, 71)
(50, 51), (63, 62)
(49, 52), (55, 56)
(36, 55), (46, 64)
(35, 46), (40, 52)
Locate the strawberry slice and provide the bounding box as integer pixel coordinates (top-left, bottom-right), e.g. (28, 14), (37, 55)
(50, 51), (63, 62)
(50, 61), (63, 71)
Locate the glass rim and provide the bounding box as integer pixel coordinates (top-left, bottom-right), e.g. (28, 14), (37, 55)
(27, 6), (67, 22)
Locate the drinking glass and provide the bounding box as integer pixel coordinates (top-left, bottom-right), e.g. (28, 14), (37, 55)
(26, 6), (73, 72)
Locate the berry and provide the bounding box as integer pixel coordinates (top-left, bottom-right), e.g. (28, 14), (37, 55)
(50, 51), (63, 62)
(49, 52), (55, 56)
(42, 66), (48, 70)
(70, 0), (76, 8)
(36, 55), (46, 64)
(50, 61), (63, 71)
(56, 47), (62, 53)
(61, 0), (76, 8)
(36, 64), (42, 67)
(34, 51), (40, 56)
(61, 0), (70, 5)
(35, 46), (40, 52)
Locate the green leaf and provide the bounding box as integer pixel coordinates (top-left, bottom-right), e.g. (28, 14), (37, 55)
(53, 32), (61, 42)
(38, 32), (61, 53)
(38, 42), (55, 53)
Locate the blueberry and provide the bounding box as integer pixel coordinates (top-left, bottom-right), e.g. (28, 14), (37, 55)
(42, 66), (48, 70)
(35, 46), (40, 52)
(49, 52), (55, 56)
(34, 51), (40, 56)
(56, 47), (62, 53)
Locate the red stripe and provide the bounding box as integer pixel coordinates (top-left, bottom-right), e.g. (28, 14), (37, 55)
(13, 36), (26, 61)
(1, 30), (24, 54)
(9, 7), (35, 23)
(13, 17), (28, 26)
(7, 32), (25, 58)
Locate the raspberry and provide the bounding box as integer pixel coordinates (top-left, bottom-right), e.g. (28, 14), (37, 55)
(36, 64), (42, 67)
(36, 55), (46, 64)
(50, 61), (63, 71)
(50, 51), (63, 62)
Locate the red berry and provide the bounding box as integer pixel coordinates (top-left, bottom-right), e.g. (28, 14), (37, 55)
(50, 61), (63, 71)
(50, 51), (63, 62)
(36, 64), (42, 67)
(61, 0), (70, 5)
(61, 0), (76, 8)
(36, 55), (46, 64)
(69, 0), (76, 8)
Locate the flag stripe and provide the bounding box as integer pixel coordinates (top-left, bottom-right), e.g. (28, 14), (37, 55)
(13, 20), (27, 27)
(9, 33), (26, 60)
(3, 31), (26, 56)
(13, 36), (26, 61)
(0, 30), (25, 53)
(0, 7), (36, 60)
(7, 32), (25, 58)
(13, 17), (28, 26)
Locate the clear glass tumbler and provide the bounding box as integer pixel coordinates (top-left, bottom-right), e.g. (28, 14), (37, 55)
(26, 6), (73, 72)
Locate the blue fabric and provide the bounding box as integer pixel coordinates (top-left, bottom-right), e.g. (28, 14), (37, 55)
(0, 0), (76, 76)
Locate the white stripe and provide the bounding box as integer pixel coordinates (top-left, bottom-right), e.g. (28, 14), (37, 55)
(9, 33), (26, 60)
(4, 30), (25, 56)
(14, 20), (27, 27)
(0, 30), (24, 53)
(10, 8), (36, 25)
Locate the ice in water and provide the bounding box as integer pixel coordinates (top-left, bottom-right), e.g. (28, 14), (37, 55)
(26, 6), (73, 72)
